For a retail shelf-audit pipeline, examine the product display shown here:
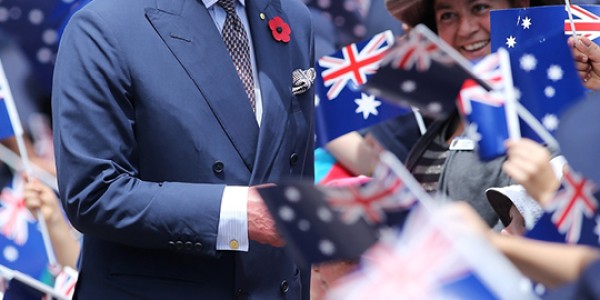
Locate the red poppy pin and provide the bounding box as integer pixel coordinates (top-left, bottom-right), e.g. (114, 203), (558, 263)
(268, 16), (291, 43)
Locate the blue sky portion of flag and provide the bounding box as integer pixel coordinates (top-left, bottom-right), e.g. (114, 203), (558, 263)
(491, 6), (587, 142)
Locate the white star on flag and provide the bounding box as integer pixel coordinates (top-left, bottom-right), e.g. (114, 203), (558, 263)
(400, 80), (416, 93)
(521, 16), (532, 29)
(506, 35), (517, 48)
(547, 65), (564, 81)
(520, 54), (537, 71)
(465, 123), (482, 143)
(542, 114), (559, 131)
(355, 93), (381, 119)
(544, 86), (556, 98)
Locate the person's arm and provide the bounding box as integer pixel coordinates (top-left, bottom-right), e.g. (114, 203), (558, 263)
(491, 234), (600, 288)
(23, 178), (80, 269)
(325, 131), (379, 176)
(446, 202), (600, 288)
(569, 36), (600, 90)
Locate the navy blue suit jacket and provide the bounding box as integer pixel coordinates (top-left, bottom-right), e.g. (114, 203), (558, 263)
(52, 0), (314, 298)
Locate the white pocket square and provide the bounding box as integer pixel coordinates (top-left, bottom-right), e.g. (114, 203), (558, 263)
(292, 68), (316, 96)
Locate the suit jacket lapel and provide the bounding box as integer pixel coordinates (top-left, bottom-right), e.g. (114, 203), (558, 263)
(247, 0), (292, 182)
(146, 0), (259, 172)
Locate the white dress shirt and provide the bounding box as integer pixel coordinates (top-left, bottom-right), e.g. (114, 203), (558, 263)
(203, 0), (264, 252)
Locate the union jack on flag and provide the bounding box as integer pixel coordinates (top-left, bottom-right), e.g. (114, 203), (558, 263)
(315, 31), (410, 146)
(527, 168), (600, 247)
(549, 169), (598, 244)
(325, 154), (417, 225)
(564, 5), (600, 41)
(319, 31), (394, 100)
(457, 80), (504, 116)
(0, 176), (34, 246)
(384, 28), (454, 72)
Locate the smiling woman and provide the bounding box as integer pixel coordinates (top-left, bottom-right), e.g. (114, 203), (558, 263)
(432, 0), (527, 61)
(377, 0), (564, 229)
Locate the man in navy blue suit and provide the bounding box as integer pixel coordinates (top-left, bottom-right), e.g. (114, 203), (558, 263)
(52, 0), (315, 298)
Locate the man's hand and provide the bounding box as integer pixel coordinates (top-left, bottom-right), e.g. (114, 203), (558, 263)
(247, 185), (285, 247)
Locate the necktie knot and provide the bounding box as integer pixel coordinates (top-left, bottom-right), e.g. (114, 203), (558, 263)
(217, 0), (236, 14)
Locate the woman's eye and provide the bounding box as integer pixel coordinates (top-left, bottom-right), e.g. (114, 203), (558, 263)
(472, 4), (491, 14)
(438, 12), (455, 22)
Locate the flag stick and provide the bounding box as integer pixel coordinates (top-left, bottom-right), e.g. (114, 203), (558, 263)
(565, 0), (579, 44)
(0, 59), (58, 268)
(0, 143), (58, 191)
(498, 48), (521, 141)
(378, 151), (446, 211)
(0, 264), (69, 300)
(411, 107), (427, 135)
(515, 102), (561, 152)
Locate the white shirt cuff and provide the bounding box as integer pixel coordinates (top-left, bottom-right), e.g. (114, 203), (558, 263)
(216, 186), (249, 251)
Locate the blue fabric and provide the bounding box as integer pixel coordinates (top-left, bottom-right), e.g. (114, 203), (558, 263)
(0, 97), (14, 140)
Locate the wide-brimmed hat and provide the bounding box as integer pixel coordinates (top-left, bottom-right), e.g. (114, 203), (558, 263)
(385, 0), (566, 30)
(486, 185), (544, 229)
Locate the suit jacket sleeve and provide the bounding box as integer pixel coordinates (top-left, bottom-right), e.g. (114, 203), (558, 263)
(52, 8), (225, 257)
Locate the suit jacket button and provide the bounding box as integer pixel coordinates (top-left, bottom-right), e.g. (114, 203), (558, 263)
(213, 161), (224, 173)
(280, 280), (289, 293)
(175, 241), (183, 250)
(289, 153), (298, 166)
(168, 241), (175, 249)
(184, 241), (193, 251)
(194, 242), (203, 251)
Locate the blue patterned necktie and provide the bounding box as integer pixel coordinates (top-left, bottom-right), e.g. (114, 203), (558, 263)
(217, 0), (256, 112)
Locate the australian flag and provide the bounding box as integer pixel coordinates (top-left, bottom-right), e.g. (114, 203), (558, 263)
(527, 169), (600, 247)
(0, 175), (54, 298)
(258, 180), (379, 265)
(258, 150), (419, 265)
(0, 0), (92, 93)
(557, 92), (600, 187)
(457, 50), (518, 161)
(325, 206), (539, 300)
(315, 30), (410, 146)
(363, 24), (482, 119)
(491, 6), (587, 143)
